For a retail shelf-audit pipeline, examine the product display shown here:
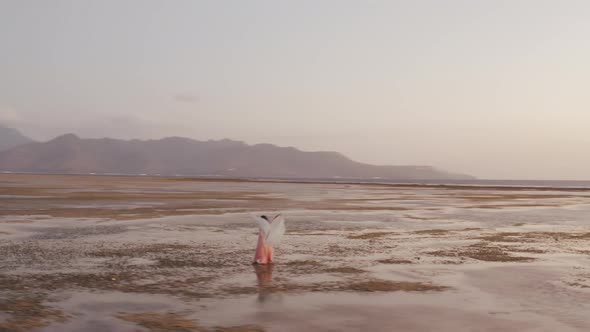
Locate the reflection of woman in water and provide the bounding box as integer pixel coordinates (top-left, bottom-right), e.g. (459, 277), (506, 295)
(253, 263), (276, 303)
(254, 263), (273, 285)
(252, 214), (286, 264)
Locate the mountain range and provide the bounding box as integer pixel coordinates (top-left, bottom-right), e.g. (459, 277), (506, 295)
(0, 125), (34, 152)
(0, 127), (473, 180)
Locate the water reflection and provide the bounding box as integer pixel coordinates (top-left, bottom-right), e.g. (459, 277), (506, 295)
(253, 264), (282, 304)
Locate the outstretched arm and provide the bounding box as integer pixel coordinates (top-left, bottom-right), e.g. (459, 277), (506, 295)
(250, 214), (271, 235)
(266, 214), (286, 246)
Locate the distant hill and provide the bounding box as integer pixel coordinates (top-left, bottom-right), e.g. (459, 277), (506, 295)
(0, 125), (34, 152)
(0, 134), (474, 180)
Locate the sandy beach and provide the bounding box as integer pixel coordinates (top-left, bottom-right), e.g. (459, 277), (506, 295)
(1, 174), (589, 331)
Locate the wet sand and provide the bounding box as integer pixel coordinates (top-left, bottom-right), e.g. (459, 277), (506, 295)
(1, 174), (589, 331)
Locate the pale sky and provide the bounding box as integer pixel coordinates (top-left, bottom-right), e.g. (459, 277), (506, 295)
(1, 0), (589, 180)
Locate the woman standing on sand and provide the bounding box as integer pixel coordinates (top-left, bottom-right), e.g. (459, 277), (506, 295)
(252, 214), (286, 264)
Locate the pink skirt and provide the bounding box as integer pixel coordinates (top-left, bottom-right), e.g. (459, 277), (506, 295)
(254, 232), (274, 264)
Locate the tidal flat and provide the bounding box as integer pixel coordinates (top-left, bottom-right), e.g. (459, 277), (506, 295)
(1, 174), (589, 331)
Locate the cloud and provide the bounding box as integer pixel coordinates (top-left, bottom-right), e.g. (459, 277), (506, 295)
(173, 93), (199, 103)
(0, 106), (22, 125)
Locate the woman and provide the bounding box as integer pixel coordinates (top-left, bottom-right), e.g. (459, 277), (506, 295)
(252, 214), (285, 264)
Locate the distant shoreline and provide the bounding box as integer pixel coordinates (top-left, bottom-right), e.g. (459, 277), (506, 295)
(2, 172), (590, 191)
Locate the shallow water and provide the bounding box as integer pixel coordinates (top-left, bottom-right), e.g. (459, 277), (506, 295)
(1, 174), (589, 331)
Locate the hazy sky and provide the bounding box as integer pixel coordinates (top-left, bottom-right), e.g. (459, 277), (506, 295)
(1, 0), (589, 180)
